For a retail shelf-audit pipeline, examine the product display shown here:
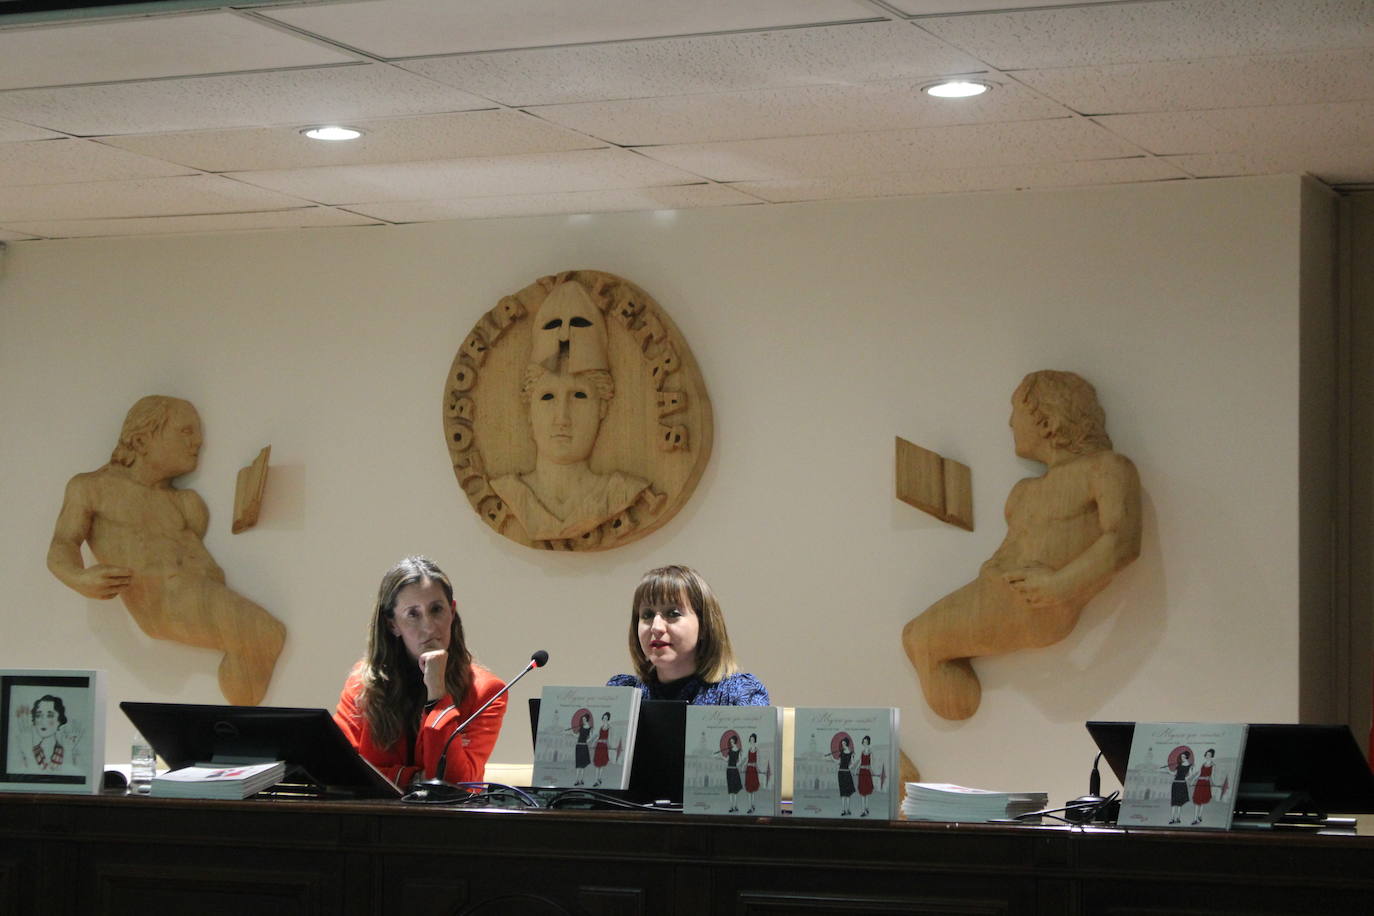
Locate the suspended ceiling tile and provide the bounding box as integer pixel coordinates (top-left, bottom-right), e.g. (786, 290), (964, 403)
(1095, 100), (1374, 155)
(1165, 150), (1374, 186)
(0, 174), (311, 222)
(100, 111), (605, 173)
(639, 119), (1142, 182)
(0, 138), (198, 187)
(400, 21), (986, 107)
(0, 118), (63, 143)
(918, 0), (1374, 70)
(884, 0), (1130, 11)
(227, 148), (707, 205)
(1161, 152), (1281, 178)
(262, 0), (881, 59)
(0, 64), (497, 137)
(345, 183), (758, 222)
(729, 157), (1186, 203)
(532, 80), (1070, 146)
(0, 12), (357, 91)
(1016, 48), (1374, 115)
(3, 207), (383, 240)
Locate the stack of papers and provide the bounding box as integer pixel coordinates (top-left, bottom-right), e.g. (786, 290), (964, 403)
(1004, 791), (1051, 819)
(150, 760), (286, 799)
(902, 782), (1048, 822)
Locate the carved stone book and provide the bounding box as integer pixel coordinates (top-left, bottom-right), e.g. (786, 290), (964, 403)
(531, 685), (641, 790)
(682, 705), (783, 816)
(791, 707), (900, 820)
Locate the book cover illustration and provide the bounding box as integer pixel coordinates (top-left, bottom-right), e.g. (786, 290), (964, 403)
(683, 705), (783, 816)
(1117, 722), (1248, 829)
(791, 707), (899, 819)
(1, 668), (106, 796)
(532, 685), (641, 790)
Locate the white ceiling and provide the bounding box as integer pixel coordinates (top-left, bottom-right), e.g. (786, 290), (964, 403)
(0, 0), (1371, 241)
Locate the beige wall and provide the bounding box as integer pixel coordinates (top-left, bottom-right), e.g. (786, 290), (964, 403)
(0, 175), (1321, 806)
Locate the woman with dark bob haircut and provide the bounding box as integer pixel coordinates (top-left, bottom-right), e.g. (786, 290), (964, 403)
(334, 556), (506, 787)
(607, 565), (768, 705)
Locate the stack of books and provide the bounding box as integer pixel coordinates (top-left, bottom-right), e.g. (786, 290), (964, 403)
(901, 782), (1048, 822)
(150, 760), (286, 799)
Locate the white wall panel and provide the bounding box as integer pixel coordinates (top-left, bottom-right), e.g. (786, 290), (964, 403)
(0, 176), (1309, 807)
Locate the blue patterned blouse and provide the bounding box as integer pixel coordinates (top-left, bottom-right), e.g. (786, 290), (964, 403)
(605, 672), (770, 706)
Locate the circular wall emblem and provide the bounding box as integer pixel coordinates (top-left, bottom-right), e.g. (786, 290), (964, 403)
(443, 270), (712, 551)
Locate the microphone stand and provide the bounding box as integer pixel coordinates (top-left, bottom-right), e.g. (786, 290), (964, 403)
(406, 650), (548, 803)
(1065, 751), (1117, 824)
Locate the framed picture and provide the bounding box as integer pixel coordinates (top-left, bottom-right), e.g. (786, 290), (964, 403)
(0, 669), (106, 794)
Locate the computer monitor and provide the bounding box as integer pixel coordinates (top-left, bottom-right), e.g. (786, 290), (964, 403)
(528, 697), (686, 804)
(121, 701), (400, 799)
(1086, 721), (1374, 819)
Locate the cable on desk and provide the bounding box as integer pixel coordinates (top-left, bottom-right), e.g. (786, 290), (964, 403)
(401, 781), (542, 808)
(400, 781), (681, 811)
(1012, 790), (1119, 827)
(542, 789), (681, 812)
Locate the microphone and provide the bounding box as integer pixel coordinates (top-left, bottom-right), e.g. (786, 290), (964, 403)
(407, 650), (548, 803)
(1066, 751), (1118, 824)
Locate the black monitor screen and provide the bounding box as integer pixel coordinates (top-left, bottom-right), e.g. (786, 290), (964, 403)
(121, 701), (400, 799)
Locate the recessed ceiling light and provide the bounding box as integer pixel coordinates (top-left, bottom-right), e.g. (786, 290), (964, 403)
(923, 80), (992, 99)
(302, 126), (363, 141)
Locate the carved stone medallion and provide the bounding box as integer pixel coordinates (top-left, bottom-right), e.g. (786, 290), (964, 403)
(443, 270), (713, 551)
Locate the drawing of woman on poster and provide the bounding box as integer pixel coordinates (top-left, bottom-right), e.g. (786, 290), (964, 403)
(1190, 748), (1218, 825)
(567, 709), (592, 786)
(834, 733), (856, 815)
(592, 711), (612, 787)
(14, 695), (86, 775)
(722, 731), (742, 812)
(744, 732), (761, 814)
(15, 695), (83, 774)
(1161, 746), (1193, 825)
(856, 735), (875, 817)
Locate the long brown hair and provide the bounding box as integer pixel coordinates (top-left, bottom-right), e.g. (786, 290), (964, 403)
(357, 556), (472, 749)
(627, 565), (740, 684)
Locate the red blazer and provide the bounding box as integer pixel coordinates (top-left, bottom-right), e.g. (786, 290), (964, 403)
(334, 663), (506, 788)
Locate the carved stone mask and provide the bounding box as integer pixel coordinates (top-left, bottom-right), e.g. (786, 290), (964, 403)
(530, 281), (609, 374)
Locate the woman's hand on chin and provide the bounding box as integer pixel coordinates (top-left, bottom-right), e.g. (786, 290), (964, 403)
(419, 650), (448, 701)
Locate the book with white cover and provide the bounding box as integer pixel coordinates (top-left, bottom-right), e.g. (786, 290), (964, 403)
(683, 705), (782, 816)
(1117, 722), (1248, 829)
(531, 685), (641, 790)
(151, 760), (286, 799)
(791, 707), (899, 819)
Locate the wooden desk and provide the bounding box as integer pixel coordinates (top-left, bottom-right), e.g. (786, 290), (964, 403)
(2, 792), (1371, 915)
